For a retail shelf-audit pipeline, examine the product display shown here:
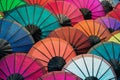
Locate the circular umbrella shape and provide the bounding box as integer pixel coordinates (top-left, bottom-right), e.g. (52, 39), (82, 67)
(107, 9), (120, 21)
(48, 27), (91, 55)
(106, 30), (120, 44)
(0, 0), (26, 12)
(28, 38), (76, 72)
(115, 3), (120, 9)
(74, 20), (110, 46)
(0, 53), (46, 80)
(65, 0), (105, 20)
(4, 5), (61, 42)
(88, 42), (120, 79)
(0, 19), (34, 59)
(96, 16), (120, 33)
(63, 54), (116, 80)
(40, 71), (81, 80)
(45, 1), (84, 26)
(24, 0), (53, 6)
(0, 12), (4, 18)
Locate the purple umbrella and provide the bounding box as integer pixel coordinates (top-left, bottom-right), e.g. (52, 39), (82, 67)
(96, 16), (120, 33)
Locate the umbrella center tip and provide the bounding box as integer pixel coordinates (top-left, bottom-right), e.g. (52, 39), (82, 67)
(48, 56), (66, 72)
(25, 25), (41, 42)
(7, 73), (24, 80)
(80, 8), (92, 20)
(108, 28), (114, 33)
(85, 76), (99, 80)
(88, 35), (101, 46)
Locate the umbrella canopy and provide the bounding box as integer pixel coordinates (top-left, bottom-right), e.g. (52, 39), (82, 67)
(0, 0), (26, 13)
(0, 53), (46, 80)
(24, 0), (53, 6)
(65, 0), (105, 20)
(63, 54), (116, 80)
(48, 27), (91, 55)
(4, 5), (61, 42)
(39, 71), (81, 80)
(106, 30), (120, 44)
(115, 3), (120, 9)
(0, 12), (4, 18)
(28, 38), (76, 72)
(74, 20), (110, 46)
(0, 19), (34, 59)
(107, 9), (120, 21)
(88, 42), (120, 79)
(45, 1), (84, 26)
(96, 16), (120, 33)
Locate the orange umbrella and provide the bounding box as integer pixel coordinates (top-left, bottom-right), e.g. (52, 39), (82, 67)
(74, 20), (110, 46)
(48, 27), (91, 55)
(28, 38), (76, 72)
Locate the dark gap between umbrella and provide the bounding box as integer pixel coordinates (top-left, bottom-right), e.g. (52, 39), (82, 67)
(48, 56), (66, 72)
(80, 8), (92, 20)
(7, 73), (24, 80)
(85, 76), (99, 80)
(108, 28), (115, 33)
(88, 35), (101, 46)
(56, 14), (72, 26)
(25, 25), (41, 42)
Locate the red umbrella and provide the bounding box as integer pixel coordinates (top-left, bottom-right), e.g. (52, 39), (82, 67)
(0, 53), (46, 80)
(28, 38), (76, 72)
(39, 71), (82, 80)
(48, 27), (91, 55)
(45, 1), (84, 26)
(115, 3), (120, 9)
(65, 0), (105, 19)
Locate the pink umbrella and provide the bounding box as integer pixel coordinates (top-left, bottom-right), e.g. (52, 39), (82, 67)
(0, 53), (46, 80)
(65, 0), (105, 20)
(39, 71), (82, 80)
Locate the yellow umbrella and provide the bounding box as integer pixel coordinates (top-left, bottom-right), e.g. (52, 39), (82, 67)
(106, 30), (120, 44)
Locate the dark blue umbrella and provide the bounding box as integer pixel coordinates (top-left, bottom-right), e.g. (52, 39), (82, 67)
(88, 42), (120, 79)
(0, 19), (34, 59)
(4, 5), (61, 42)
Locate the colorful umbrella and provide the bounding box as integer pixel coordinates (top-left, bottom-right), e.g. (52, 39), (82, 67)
(48, 27), (91, 55)
(88, 42), (120, 79)
(45, 1), (84, 26)
(0, 12), (4, 18)
(24, 0), (53, 6)
(107, 9), (120, 21)
(39, 71), (81, 80)
(115, 3), (120, 9)
(74, 20), (110, 46)
(106, 30), (120, 44)
(4, 5), (61, 42)
(63, 54), (116, 80)
(65, 0), (105, 19)
(96, 16), (120, 33)
(28, 38), (76, 72)
(0, 0), (26, 13)
(0, 53), (46, 80)
(0, 19), (34, 59)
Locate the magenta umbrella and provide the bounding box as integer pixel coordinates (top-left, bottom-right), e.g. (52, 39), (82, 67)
(39, 71), (82, 80)
(65, 0), (105, 20)
(0, 53), (46, 80)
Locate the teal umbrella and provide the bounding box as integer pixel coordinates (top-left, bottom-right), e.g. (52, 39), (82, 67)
(5, 5), (61, 42)
(88, 42), (120, 79)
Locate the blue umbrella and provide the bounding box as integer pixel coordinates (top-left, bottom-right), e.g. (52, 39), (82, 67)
(88, 42), (120, 79)
(4, 5), (61, 42)
(0, 19), (34, 59)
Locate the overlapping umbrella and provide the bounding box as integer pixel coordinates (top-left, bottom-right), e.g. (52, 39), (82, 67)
(4, 5), (61, 42)
(88, 42), (120, 79)
(106, 30), (120, 44)
(63, 54), (116, 80)
(48, 27), (91, 55)
(45, 1), (84, 26)
(28, 38), (76, 72)
(74, 20), (110, 46)
(65, 0), (105, 19)
(0, 53), (46, 80)
(96, 16), (120, 33)
(39, 71), (81, 80)
(0, 19), (34, 59)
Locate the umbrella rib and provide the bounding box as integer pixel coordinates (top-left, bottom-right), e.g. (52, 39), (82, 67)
(113, 18), (117, 30)
(112, 34), (120, 42)
(90, 3), (102, 11)
(71, 28), (78, 46)
(93, 20), (95, 35)
(64, 3), (71, 18)
(55, 0), (61, 22)
(61, 28), (67, 41)
(4, 57), (11, 75)
(108, 17), (111, 29)
(88, 0), (95, 9)
(68, 8), (78, 18)
(92, 54), (94, 76)
(54, 30), (60, 38)
(96, 22), (101, 36)
(33, 46), (50, 60)
(0, 68), (7, 78)
(12, 1), (23, 10)
(114, 10), (120, 20)
(72, 0), (81, 8)
(0, 1), (4, 11)
(98, 27), (108, 39)
(42, 0), (48, 6)
(50, 38), (56, 57)
(53, 71), (56, 80)
(72, 59), (87, 78)
(62, 42), (69, 58)
(65, 49), (74, 61)
(68, 27), (70, 42)
(32, 5), (36, 25)
(64, 72), (66, 80)
(28, 0), (32, 4)
(25, 5), (31, 25)
(86, 20), (92, 35)
(59, 38), (60, 56)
